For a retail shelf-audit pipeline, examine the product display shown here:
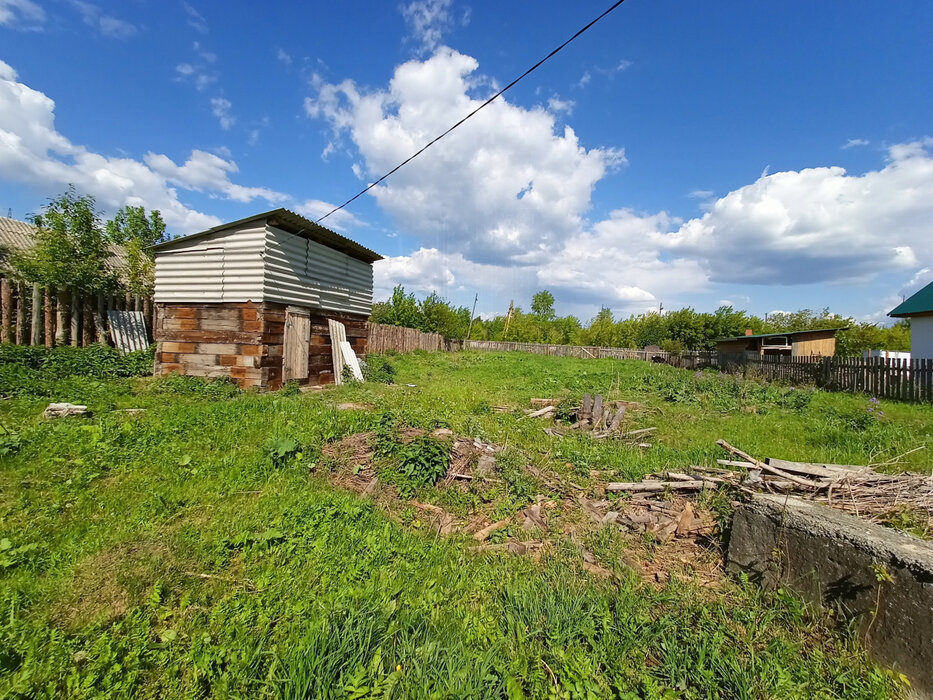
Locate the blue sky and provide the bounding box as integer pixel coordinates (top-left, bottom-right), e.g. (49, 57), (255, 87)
(1, 0), (932, 324)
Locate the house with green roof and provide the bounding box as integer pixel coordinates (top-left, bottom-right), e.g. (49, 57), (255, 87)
(889, 280), (933, 360)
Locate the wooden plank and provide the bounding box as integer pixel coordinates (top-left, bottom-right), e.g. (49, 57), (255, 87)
(108, 310), (149, 353)
(0, 278), (11, 343)
(14, 282), (25, 345)
(283, 306), (311, 382)
(30, 283), (41, 346)
(339, 340), (364, 381)
(328, 318), (347, 385)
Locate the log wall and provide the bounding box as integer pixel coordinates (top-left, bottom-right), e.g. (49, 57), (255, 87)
(154, 301), (368, 390)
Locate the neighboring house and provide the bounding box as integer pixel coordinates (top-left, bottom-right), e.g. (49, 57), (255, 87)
(716, 328), (847, 357)
(888, 281), (933, 360)
(152, 208), (382, 390)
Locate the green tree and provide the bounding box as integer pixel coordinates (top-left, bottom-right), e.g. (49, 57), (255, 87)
(531, 290), (556, 319)
(14, 187), (116, 294)
(105, 205), (167, 296)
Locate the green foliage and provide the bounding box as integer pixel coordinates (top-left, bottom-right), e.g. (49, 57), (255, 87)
(13, 188), (116, 293)
(531, 289), (556, 319)
(371, 288), (911, 355)
(379, 436), (450, 498)
(147, 373), (240, 399)
(362, 354), (396, 384)
(104, 206), (166, 248)
(0, 351), (923, 698)
(265, 436), (302, 469)
(0, 344), (153, 398)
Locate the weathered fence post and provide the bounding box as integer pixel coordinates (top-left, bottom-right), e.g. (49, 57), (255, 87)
(0, 278), (11, 343)
(70, 288), (80, 347)
(44, 287), (54, 347)
(95, 293), (107, 344)
(55, 288), (68, 345)
(14, 282), (25, 345)
(30, 282), (41, 346)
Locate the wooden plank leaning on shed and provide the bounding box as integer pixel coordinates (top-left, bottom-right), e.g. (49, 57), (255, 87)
(339, 340), (364, 382)
(328, 319), (347, 385)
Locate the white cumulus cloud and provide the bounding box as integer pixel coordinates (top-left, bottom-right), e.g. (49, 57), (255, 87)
(210, 96), (235, 130)
(0, 59), (287, 233)
(306, 48), (625, 266)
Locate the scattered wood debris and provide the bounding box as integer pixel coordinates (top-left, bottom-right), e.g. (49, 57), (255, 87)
(606, 438), (932, 528)
(44, 403), (90, 418)
(527, 393), (656, 442)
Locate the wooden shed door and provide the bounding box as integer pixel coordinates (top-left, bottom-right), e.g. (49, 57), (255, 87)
(283, 306), (311, 382)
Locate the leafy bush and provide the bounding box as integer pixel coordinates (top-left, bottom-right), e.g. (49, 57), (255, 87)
(0, 343), (153, 379)
(0, 343), (154, 398)
(380, 436), (450, 498)
(362, 354), (396, 384)
(265, 436), (302, 469)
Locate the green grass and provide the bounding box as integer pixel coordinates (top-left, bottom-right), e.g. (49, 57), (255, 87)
(1, 349), (927, 698)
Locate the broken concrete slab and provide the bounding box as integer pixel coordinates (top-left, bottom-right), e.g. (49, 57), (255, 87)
(728, 494), (933, 697)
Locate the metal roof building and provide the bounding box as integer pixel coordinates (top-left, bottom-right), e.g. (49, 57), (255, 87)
(152, 209), (382, 389)
(889, 280), (933, 360)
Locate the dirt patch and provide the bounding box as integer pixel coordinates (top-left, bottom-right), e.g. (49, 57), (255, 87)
(322, 431), (379, 494)
(577, 495), (723, 588)
(53, 540), (177, 629)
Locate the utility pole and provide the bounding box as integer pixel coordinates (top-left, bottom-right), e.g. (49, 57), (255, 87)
(503, 300), (514, 338)
(466, 293), (478, 340)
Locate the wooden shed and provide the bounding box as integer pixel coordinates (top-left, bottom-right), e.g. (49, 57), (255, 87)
(715, 327), (847, 357)
(152, 209), (381, 389)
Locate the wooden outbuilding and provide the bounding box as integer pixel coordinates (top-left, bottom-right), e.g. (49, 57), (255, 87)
(152, 209), (381, 389)
(715, 327), (847, 357)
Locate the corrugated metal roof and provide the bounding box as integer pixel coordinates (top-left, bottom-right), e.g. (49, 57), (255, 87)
(0, 216), (37, 252)
(717, 327), (849, 342)
(0, 216), (128, 275)
(889, 281), (933, 317)
(152, 208), (383, 263)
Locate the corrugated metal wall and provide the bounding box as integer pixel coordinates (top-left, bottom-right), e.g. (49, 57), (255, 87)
(263, 226), (372, 315)
(154, 222), (373, 316)
(154, 225), (267, 302)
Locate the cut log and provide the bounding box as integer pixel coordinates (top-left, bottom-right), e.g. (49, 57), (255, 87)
(473, 518), (511, 541)
(608, 405), (626, 432)
(530, 398), (559, 408)
(581, 393), (593, 421)
(43, 402), (90, 418)
(528, 405), (557, 419)
(592, 395), (604, 429)
(606, 480), (714, 492)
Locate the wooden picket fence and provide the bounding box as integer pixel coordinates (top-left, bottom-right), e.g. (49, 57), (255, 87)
(714, 353), (933, 402)
(0, 276), (153, 348)
(366, 322), (451, 354)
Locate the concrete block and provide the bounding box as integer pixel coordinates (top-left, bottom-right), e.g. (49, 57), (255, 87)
(728, 494), (933, 696)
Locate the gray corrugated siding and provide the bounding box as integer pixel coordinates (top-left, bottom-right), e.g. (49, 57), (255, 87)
(153, 225), (267, 302)
(262, 226), (372, 315)
(154, 222), (373, 315)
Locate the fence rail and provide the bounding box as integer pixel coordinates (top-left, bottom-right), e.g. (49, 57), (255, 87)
(0, 276), (153, 348)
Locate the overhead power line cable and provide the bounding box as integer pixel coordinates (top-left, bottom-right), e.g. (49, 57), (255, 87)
(316, 0), (627, 223)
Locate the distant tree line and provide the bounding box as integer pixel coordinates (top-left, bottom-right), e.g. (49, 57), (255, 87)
(370, 286), (910, 356)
